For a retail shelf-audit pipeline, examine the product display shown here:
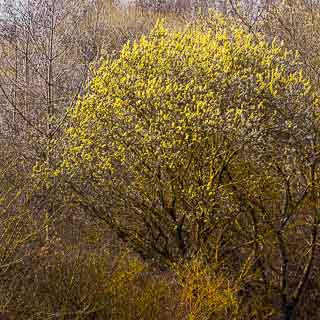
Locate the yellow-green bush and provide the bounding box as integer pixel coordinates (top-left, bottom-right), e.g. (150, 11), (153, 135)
(42, 16), (316, 269)
(175, 257), (239, 319)
(3, 247), (177, 320)
(3, 244), (242, 320)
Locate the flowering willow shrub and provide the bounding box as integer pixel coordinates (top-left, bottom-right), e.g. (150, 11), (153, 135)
(44, 18), (317, 269)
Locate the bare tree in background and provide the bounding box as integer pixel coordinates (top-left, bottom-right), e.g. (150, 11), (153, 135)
(0, 0), (104, 158)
